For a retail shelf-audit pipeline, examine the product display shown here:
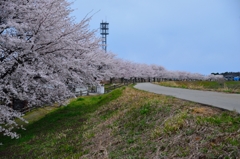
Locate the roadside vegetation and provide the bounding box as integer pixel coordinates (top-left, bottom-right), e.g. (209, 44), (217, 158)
(156, 81), (240, 93)
(0, 86), (239, 158)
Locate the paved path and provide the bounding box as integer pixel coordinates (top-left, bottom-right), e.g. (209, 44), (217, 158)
(134, 83), (240, 113)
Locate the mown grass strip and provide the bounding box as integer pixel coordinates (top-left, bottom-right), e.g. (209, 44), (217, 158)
(0, 88), (123, 158)
(157, 81), (240, 93)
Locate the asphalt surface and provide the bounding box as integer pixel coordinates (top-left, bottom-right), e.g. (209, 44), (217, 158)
(134, 83), (240, 113)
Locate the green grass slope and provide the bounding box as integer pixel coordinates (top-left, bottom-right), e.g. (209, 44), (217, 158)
(0, 86), (239, 158)
(157, 81), (240, 93)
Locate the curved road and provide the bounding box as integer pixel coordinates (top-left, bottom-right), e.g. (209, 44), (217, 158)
(134, 83), (240, 113)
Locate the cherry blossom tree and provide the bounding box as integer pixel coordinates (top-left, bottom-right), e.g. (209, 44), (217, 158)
(1, 0), (210, 142)
(206, 74), (224, 81)
(0, 0), (114, 140)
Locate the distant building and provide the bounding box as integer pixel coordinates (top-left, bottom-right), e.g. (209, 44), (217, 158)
(222, 72), (240, 81)
(234, 76), (240, 81)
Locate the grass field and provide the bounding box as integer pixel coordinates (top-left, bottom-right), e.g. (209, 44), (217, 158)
(0, 86), (239, 158)
(156, 81), (240, 93)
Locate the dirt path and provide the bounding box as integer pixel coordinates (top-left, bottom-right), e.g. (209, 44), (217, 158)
(134, 83), (240, 113)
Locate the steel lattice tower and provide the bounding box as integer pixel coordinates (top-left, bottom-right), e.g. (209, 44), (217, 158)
(100, 21), (109, 52)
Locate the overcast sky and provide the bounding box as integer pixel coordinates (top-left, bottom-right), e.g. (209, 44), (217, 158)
(69, 0), (240, 75)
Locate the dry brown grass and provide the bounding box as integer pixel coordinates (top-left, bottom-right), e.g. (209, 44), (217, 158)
(190, 106), (221, 116)
(76, 87), (240, 158)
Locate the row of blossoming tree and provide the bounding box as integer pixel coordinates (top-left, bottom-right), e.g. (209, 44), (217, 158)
(0, 0), (223, 140)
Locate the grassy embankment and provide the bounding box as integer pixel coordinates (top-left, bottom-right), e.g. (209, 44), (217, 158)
(0, 86), (239, 158)
(156, 81), (240, 93)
